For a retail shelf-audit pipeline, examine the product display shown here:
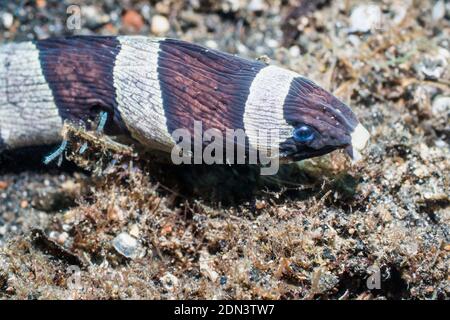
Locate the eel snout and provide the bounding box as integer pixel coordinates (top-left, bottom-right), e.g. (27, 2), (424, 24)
(346, 123), (370, 162)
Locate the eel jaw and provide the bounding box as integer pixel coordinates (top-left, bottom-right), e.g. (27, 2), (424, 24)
(346, 123), (370, 162)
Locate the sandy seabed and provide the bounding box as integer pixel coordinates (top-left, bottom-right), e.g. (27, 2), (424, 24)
(0, 0), (448, 299)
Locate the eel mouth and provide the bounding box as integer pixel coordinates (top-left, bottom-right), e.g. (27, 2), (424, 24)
(345, 123), (370, 162)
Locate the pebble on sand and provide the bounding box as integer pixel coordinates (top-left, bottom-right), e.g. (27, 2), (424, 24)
(432, 96), (450, 116)
(349, 4), (382, 33)
(419, 47), (450, 80)
(151, 14), (170, 35)
(112, 232), (140, 259)
(0, 12), (14, 29)
(122, 9), (145, 32)
(0, 181), (8, 190)
(432, 0), (446, 22)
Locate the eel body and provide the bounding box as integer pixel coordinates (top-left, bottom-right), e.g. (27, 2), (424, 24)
(0, 36), (369, 163)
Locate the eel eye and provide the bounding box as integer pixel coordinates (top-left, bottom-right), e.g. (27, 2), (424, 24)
(292, 125), (315, 143)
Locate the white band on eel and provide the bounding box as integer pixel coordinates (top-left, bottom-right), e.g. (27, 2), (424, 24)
(243, 65), (298, 152)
